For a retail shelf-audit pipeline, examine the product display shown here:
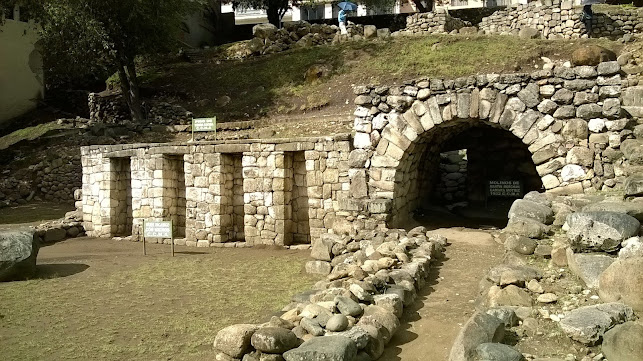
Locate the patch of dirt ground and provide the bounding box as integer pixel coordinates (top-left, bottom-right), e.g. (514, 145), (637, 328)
(379, 227), (504, 360)
(0, 237), (318, 361)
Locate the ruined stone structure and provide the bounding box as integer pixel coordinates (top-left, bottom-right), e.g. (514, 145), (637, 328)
(81, 136), (351, 246)
(82, 61), (640, 245)
(478, 2), (643, 39)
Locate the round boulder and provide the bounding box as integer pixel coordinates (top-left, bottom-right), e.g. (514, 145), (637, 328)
(571, 45), (617, 66)
(250, 327), (299, 354)
(599, 257), (643, 312)
(602, 321), (643, 361)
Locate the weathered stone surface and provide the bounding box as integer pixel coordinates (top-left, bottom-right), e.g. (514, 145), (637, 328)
(566, 249), (615, 289)
(566, 212), (640, 252)
(621, 139), (643, 165)
(504, 235), (537, 255)
(571, 45), (617, 66)
(625, 175), (643, 197)
(332, 326), (370, 350)
(619, 237), (643, 259)
(253, 23), (278, 39)
(487, 264), (542, 287)
(505, 217), (549, 239)
(214, 324), (259, 358)
(359, 305), (399, 342)
(0, 230), (39, 282)
(448, 311), (504, 361)
(602, 321), (643, 361)
(473, 343), (525, 361)
(335, 296), (362, 317)
(283, 335), (357, 361)
(251, 327), (298, 354)
(486, 307), (518, 328)
(488, 285), (532, 307)
(306, 261), (332, 275)
(43, 228), (67, 243)
(599, 257), (643, 312)
(508, 199), (554, 225)
(582, 201), (643, 222)
(312, 234), (337, 261)
(559, 303), (634, 345)
(326, 314), (349, 332)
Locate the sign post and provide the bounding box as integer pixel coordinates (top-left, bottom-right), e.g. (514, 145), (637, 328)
(143, 220), (174, 256)
(191, 117), (217, 142)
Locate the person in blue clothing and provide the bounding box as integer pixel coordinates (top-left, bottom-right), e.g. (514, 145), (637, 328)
(338, 9), (348, 35)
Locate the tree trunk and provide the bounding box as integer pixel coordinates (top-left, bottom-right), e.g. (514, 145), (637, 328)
(267, 6), (280, 27)
(117, 58), (143, 123)
(412, 0), (428, 12)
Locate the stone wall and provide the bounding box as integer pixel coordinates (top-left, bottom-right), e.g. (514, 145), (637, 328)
(0, 155), (81, 207)
(81, 136), (351, 246)
(346, 61), (639, 228)
(403, 9), (472, 35)
(88, 92), (193, 124)
(479, 2), (643, 39)
(433, 150), (468, 204)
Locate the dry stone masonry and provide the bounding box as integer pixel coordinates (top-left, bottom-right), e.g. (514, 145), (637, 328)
(82, 62), (641, 244)
(88, 92), (193, 125)
(346, 61), (640, 228)
(81, 136), (351, 246)
(402, 9), (471, 35)
(478, 1), (643, 39)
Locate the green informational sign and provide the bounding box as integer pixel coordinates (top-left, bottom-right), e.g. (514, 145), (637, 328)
(191, 117), (217, 142)
(192, 117), (216, 131)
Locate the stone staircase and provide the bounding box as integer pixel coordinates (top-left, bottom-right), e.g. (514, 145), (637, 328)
(622, 86), (643, 119)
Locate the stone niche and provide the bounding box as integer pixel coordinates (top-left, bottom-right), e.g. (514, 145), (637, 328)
(81, 137), (351, 247)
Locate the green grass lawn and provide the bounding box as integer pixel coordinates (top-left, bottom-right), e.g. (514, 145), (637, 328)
(0, 246), (317, 361)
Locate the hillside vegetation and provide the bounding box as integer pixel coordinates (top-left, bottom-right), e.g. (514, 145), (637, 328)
(142, 34), (620, 123)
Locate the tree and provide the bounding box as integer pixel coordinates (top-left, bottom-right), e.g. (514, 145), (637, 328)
(2, 0), (200, 123)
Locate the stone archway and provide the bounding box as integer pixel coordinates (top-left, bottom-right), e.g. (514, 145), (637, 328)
(349, 66), (630, 228)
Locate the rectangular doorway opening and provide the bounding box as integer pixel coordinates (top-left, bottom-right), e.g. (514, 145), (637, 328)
(288, 151), (310, 244)
(165, 155), (186, 238)
(221, 153), (245, 242)
(111, 157), (132, 236)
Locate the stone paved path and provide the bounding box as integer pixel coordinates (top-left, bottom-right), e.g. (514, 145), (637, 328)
(379, 227), (504, 361)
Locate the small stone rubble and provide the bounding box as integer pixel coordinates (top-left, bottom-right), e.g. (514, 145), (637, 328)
(88, 92), (193, 125)
(452, 190), (642, 360)
(212, 226), (447, 361)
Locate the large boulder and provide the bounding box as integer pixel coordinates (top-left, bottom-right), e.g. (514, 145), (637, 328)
(508, 200), (554, 224)
(566, 212), (640, 252)
(253, 23), (278, 39)
(582, 201), (643, 222)
(283, 335), (357, 361)
(566, 250), (615, 288)
(505, 217), (549, 239)
(250, 327), (299, 354)
(213, 324), (258, 358)
(0, 230), (39, 282)
(621, 139), (643, 165)
(624, 174), (643, 196)
(602, 321), (643, 361)
(571, 45), (617, 66)
(558, 303), (634, 345)
(448, 311), (504, 361)
(599, 257), (643, 312)
(518, 27), (540, 39)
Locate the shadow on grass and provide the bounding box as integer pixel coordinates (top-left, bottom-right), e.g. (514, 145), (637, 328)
(36, 263), (89, 279)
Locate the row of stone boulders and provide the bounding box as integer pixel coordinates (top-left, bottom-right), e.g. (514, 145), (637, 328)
(212, 226), (447, 360)
(34, 209), (86, 244)
(478, 2), (642, 40)
(492, 191), (643, 360)
(223, 21), (392, 60)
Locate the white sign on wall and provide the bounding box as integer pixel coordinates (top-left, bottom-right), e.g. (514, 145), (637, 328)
(143, 221), (173, 238)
